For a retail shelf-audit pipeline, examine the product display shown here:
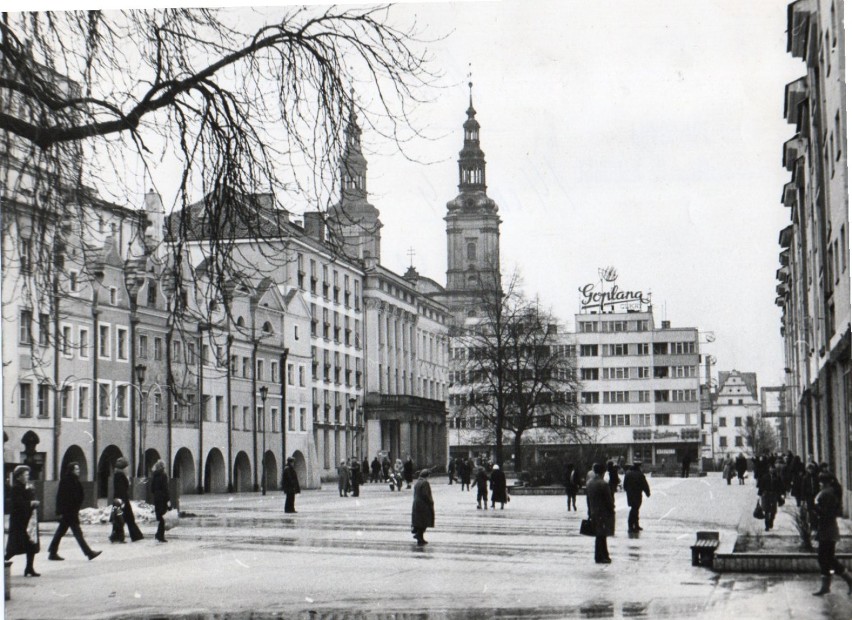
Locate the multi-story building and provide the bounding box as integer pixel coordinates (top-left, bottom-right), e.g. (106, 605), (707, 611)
(707, 370), (762, 460)
(572, 306), (702, 469)
(777, 0), (850, 509)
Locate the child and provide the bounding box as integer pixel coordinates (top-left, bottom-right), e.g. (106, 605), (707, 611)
(109, 499), (125, 543)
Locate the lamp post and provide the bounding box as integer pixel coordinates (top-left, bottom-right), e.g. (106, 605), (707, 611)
(135, 363), (147, 478)
(349, 398), (357, 460)
(259, 385), (268, 495)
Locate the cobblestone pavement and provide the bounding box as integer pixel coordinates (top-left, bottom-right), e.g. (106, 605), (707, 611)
(4, 475), (852, 619)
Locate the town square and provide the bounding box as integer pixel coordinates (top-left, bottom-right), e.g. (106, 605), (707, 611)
(1, 1), (850, 618)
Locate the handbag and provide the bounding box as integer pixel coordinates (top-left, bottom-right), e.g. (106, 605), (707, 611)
(580, 518), (596, 537)
(753, 499), (765, 520)
(26, 512), (39, 545)
(163, 509), (179, 531)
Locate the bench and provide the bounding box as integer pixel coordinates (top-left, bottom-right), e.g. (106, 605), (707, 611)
(691, 531), (720, 567)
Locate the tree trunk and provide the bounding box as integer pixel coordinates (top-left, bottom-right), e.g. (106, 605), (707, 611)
(514, 433), (524, 474)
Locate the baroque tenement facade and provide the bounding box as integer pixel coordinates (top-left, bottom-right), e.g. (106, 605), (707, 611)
(777, 0), (850, 511)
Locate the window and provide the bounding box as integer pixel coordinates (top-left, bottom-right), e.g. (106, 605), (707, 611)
(580, 345), (598, 357)
(78, 385), (89, 419)
(671, 341), (695, 354)
(19, 310), (33, 344)
(654, 390), (669, 402)
(603, 391), (628, 404)
(60, 386), (72, 419)
(581, 368), (598, 381)
(270, 407), (278, 432)
(173, 340), (182, 363)
(299, 365), (306, 387)
(300, 407), (307, 431)
(202, 345), (210, 366)
(467, 242), (476, 260)
(581, 391), (599, 404)
(99, 324), (111, 358)
(637, 366), (650, 379)
(38, 313), (50, 345)
(738, 399), (743, 405)
(637, 390), (650, 403)
(271, 361), (279, 384)
(257, 359), (264, 382)
(719, 417), (727, 427)
(289, 406), (296, 431)
(186, 343), (196, 365)
(117, 327), (128, 360)
(243, 406), (250, 430)
(20, 238), (31, 273)
(147, 281), (157, 307)
(735, 436), (743, 447)
(138, 334), (148, 359)
(735, 417), (742, 427)
(602, 367), (629, 380)
(719, 437), (728, 448)
(654, 414), (670, 426)
(242, 357), (249, 378)
(62, 326), (72, 356)
(310, 259), (317, 294)
(98, 383), (110, 418)
(154, 337), (163, 361)
(116, 385), (127, 418)
(322, 265), (329, 299)
(288, 363), (295, 386)
(216, 396), (224, 422)
(297, 253), (305, 289)
(19, 383), (32, 417)
(231, 405), (238, 429)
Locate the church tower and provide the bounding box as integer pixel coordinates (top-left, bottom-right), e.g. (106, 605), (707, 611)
(443, 84), (502, 320)
(328, 104), (382, 261)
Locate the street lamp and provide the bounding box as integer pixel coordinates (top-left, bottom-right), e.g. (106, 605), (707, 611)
(349, 398), (357, 460)
(135, 363), (147, 477)
(259, 385), (268, 495)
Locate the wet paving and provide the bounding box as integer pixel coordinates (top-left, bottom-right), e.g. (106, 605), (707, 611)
(6, 477), (852, 619)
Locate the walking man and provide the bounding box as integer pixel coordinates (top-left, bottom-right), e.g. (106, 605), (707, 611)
(681, 453), (691, 478)
(586, 462), (615, 564)
(623, 462), (651, 532)
(474, 465), (489, 509)
(813, 472), (852, 595)
(48, 462), (102, 561)
(403, 456), (414, 489)
(735, 453), (748, 485)
(757, 463), (785, 531)
(281, 457), (300, 513)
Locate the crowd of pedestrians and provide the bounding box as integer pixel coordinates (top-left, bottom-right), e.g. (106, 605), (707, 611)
(4, 458), (175, 580)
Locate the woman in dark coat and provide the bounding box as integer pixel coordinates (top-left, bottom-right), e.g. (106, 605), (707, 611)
(489, 464), (508, 509)
(812, 473), (852, 595)
(111, 457), (144, 542)
(151, 459), (170, 543)
(5, 465), (40, 576)
(474, 466), (489, 509)
(411, 469), (434, 546)
(458, 459), (471, 492)
(281, 457), (301, 513)
(403, 457), (414, 489)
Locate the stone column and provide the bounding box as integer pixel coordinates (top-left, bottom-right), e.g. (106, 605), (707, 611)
(400, 420), (412, 460)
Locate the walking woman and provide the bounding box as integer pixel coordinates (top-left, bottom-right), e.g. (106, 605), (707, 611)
(813, 472), (852, 595)
(411, 469), (434, 546)
(586, 462), (615, 564)
(564, 462), (579, 511)
(490, 464), (508, 510)
(5, 465), (41, 576)
(151, 460), (170, 543)
(112, 457), (144, 542)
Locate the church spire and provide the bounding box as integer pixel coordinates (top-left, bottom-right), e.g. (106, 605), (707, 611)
(458, 81), (486, 192)
(341, 91), (367, 201)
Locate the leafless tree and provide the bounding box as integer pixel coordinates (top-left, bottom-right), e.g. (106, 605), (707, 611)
(740, 414), (779, 456)
(452, 271), (585, 470)
(1, 6), (440, 332)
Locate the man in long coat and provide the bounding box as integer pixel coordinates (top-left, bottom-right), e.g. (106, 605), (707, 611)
(586, 462), (615, 564)
(281, 457), (301, 513)
(411, 469), (434, 546)
(47, 462), (101, 561)
(735, 453), (748, 485)
(622, 462), (651, 532)
(403, 456), (414, 489)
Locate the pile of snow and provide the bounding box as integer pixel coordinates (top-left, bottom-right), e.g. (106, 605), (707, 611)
(78, 501), (158, 525)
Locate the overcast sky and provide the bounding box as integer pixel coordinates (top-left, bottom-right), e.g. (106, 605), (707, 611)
(15, 0), (806, 389)
(362, 0), (803, 390)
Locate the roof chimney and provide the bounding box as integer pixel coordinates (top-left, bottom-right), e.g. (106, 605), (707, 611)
(303, 212), (325, 242)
